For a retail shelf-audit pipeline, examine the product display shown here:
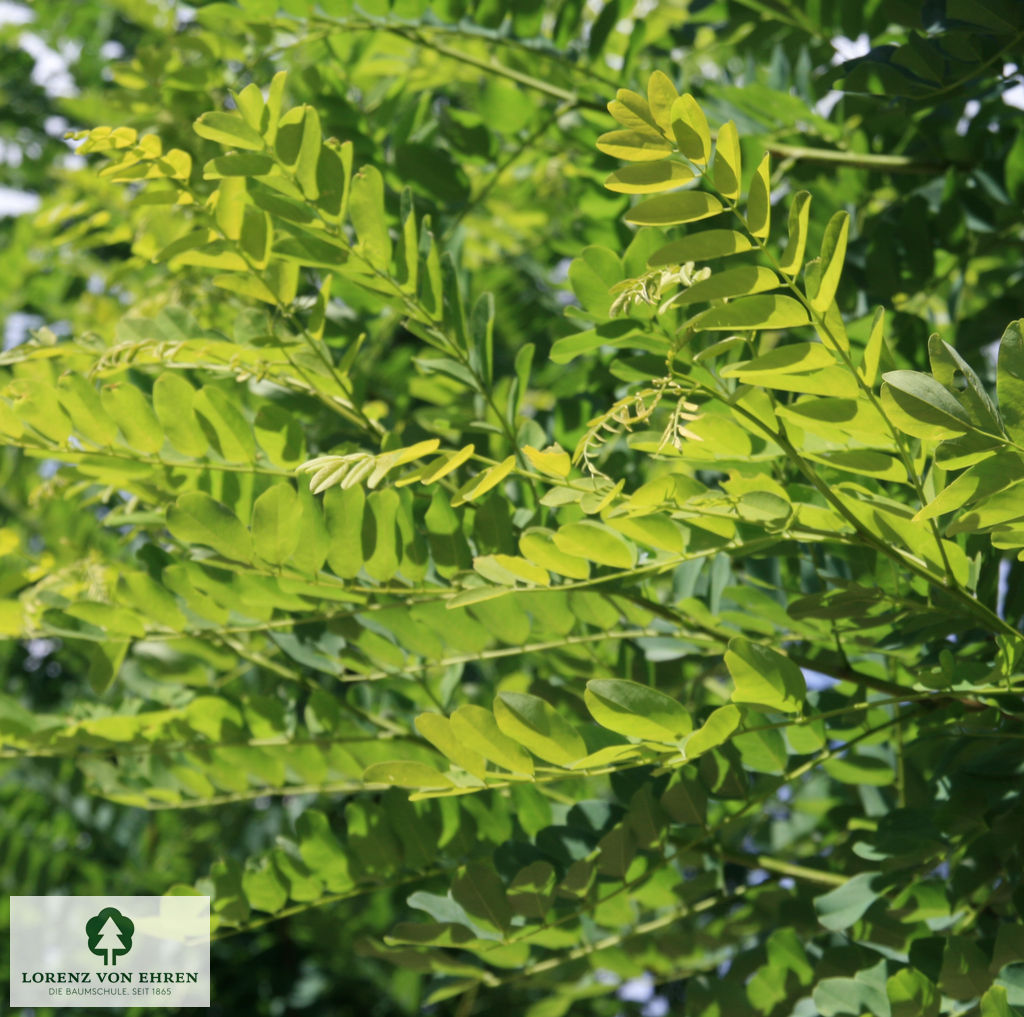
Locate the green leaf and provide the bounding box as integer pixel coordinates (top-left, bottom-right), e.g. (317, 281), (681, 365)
(585, 679), (692, 742)
(747, 152), (771, 240)
(552, 520), (636, 569)
(882, 370), (974, 440)
(596, 129), (672, 161)
(56, 372), (118, 446)
(251, 482), (301, 566)
(605, 513), (686, 552)
(362, 760), (454, 790)
(647, 229), (752, 266)
(725, 638), (805, 713)
(860, 306), (886, 387)
(323, 485), (365, 579)
(193, 386), (257, 462)
(296, 810), (353, 891)
(450, 705), (534, 775)
(605, 160), (694, 194)
(888, 968), (940, 1017)
(682, 704), (741, 759)
(646, 70), (678, 134)
(712, 120), (741, 200)
(493, 692), (587, 767)
(240, 207), (272, 268)
(451, 862), (512, 935)
(998, 320), (1024, 442)
(167, 492), (253, 562)
(814, 871), (880, 931)
(296, 106), (322, 199)
(981, 986), (1019, 1017)
(101, 382), (163, 454)
(414, 713), (488, 779)
(518, 528), (590, 579)
(693, 294), (811, 331)
(522, 444), (571, 478)
(452, 455), (515, 506)
(363, 488), (401, 582)
(777, 190), (811, 277)
(665, 265), (779, 307)
(624, 191), (723, 226)
(810, 210), (850, 312)
(194, 111), (265, 150)
(508, 860), (556, 918)
(242, 858), (288, 914)
(669, 94), (710, 163)
(721, 341), (836, 377)
(349, 165), (391, 270)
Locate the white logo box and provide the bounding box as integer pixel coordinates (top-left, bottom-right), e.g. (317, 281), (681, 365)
(10, 896), (210, 1008)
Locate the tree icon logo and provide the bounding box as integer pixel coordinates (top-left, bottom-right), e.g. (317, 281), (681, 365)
(85, 907), (135, 966)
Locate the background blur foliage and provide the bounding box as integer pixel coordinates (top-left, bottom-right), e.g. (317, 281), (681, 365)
(2, 0), (1024, 1014)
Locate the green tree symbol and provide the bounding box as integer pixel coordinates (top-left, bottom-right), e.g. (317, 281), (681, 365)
(85, 908), (134, 966)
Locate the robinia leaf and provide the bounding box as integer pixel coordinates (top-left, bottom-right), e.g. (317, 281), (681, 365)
(712, 120), (741, 199)
(450, 705), (534, 775)
(669, 94), (710, 163)
(747, 152), (771, 239)
(362, 760), (454, 790)
(493, 692), (587, 767)
(810, 210), (850, 312)
(625, 191), (723, 226)
(585, 679), (692, 742)
(725, 638), (805, 713)
(167, 492), (253, 562)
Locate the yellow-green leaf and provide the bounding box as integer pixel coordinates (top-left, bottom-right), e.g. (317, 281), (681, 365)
(747, 152), (771, 240)
(605, 160), (694, 194)
(669, 94), (710, 164)
(712, 120), (741, 200)
(625, 191), (723, 227)
(494, 692), (587, 767)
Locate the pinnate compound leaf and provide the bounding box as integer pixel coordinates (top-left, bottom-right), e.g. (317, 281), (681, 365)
(810, 210), (850, 312)
(693, 294), (810, 331)
(493, 692), (587, 767)
(451, 862), (512, 935)
(624, 191), (723, 226)
(998, 319), (1024, 442)
(167, 492), (253, 562)
(860, 306), (886, 386)
(362, 761), (454, 790)
(648, 229), (752, 266)
(888, 968), (940, 1017)
(726, 638), (805, 713)
(669, 94), (710, 163)
(666, 265), (779, 307)
(882, 370), (974, 439)
(605, 160), (694, 194)
(518, 528), (590, 579)
(585, 679), (692, 742)
(194, 111), (265, 150)
(747, 153), (771, 239)
(450, 705), (534, 775)
(777, 190), (811, 277)
(596, 130), (672, 161)
(522, 444), (571, 478)
(720, 341), (836, 377)
(981, 985), (1020, 1017)
(251, 482), (301, 566)
(646, 70), (678, 134)
(682, 704), (741, 759)
(814, 871), (881, 931)
(414, 713), (488, 779)
(553, 520), (636, 569)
